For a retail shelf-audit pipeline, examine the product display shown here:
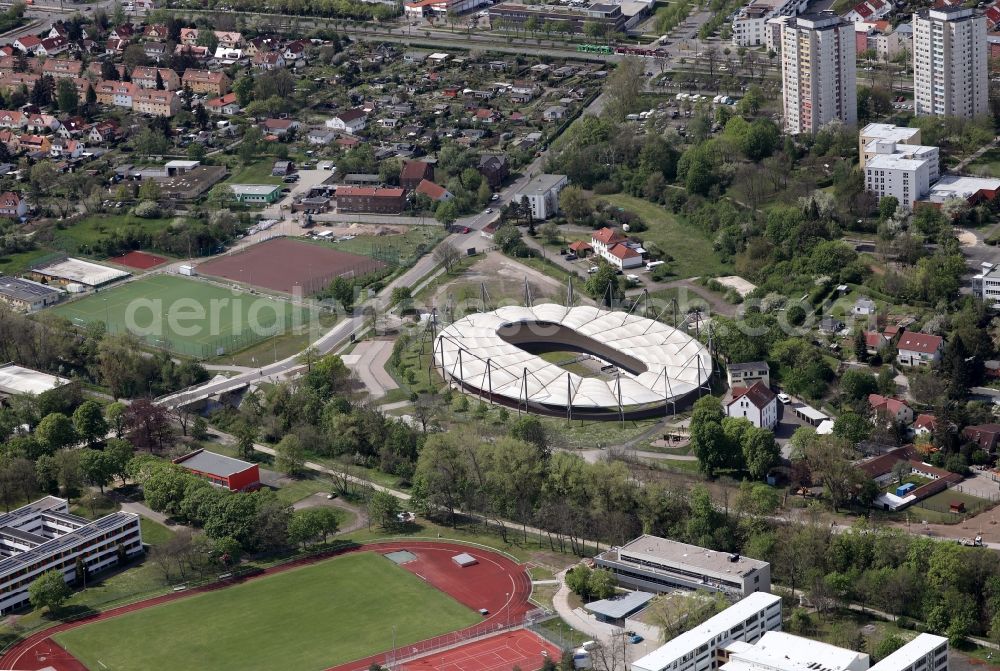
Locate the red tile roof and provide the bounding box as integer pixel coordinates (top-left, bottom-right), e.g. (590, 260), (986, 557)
(568, 241), (592, 252)
(608, 243), (639, 260)
(336, 186), (405, 198)
(592, 227), (625, 245)
(415, 179), (449, 200)
(897, 332), (943, 355)
(400, 160), (432, 181)
(868, 393), (911, 416)
(913, 414), (937, 432)
(728, 381), (776, 410)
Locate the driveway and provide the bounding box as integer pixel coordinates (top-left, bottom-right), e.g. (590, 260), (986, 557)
(341, 338), (399, 399)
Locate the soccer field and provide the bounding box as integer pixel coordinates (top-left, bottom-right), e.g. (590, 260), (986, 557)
(50, 275), (311, 358)
(54, 552), (480, 671)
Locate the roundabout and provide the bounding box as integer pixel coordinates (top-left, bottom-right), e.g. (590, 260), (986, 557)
(434, 304), (712, 418)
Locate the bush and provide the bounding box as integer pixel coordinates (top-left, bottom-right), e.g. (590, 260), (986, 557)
(133, 201), (161, 218)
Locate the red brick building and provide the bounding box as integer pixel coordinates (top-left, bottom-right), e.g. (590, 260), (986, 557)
(173, 449), (261, 491)
(335, 186), (407, 214)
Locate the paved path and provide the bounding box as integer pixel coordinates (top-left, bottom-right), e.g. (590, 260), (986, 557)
(341, 339), (399, 400)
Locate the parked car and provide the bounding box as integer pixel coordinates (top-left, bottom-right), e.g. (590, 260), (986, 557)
(565, 253), (578, 261)
(777, 393), (791, 404)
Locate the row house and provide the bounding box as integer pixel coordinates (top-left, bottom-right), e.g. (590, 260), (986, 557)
(87, 62), (124, 79)
(181, 69), (230, 96)
(179, 29), (243, 48)
(0, 55), (41, 73)
(41, 59), (83, 79)
(132, 89), (180, 117)
(131, 66), (180, 90)
(95, 81), (136, 108)
(0, 72), (39, 94)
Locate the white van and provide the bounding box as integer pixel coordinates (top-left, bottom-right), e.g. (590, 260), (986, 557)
(646, 260), (665, 270)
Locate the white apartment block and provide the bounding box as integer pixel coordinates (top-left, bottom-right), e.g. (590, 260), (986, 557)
(972, 262), (1000, 307)
(512, 173), (567, 220)
(0, 497), (142, 614)
(732, 0), (806, 46)
(631, 592), (783, 671)
(868, 634), (948, 671)
(864, 139), (939, 209)
(781, 14), (857, 135)
(913, 7), (988, 118)
(858, 123), (922, 168)
(594, 535), (771, 597)
(722, 632), (869, 671)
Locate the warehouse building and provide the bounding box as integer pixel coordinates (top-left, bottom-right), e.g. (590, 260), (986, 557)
(0, 497), (142, 614)
(0, 363), (73, 402)
(173, 449), (261, 491)
(595, 535), (771, 597)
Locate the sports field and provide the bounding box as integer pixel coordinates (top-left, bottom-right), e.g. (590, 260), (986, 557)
(50, 275), (310, 358)
(54, 552), (480, 671)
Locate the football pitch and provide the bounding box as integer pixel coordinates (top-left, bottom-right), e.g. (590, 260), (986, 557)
(50, 275), (311, 358)
(54, 552), (480, 671)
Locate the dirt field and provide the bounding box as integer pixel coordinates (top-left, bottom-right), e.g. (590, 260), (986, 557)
(196, 237), (385, 295)
(108, 250), (168, 270)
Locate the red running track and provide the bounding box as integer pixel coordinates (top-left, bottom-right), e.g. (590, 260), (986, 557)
(0, 541), (535, 671)
(402, 630), (561, 671)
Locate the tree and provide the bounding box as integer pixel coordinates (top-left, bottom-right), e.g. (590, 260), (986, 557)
(434, 200), (459, 227)
(124, 399), (173, 452)
(73, 401), (108, 446)
(586, 264), (622, 306)
(433, 242), (461, 273)
(235, 421), (257, 460)
(368, 490), (401, 529)
(603, 56), (643, 120)
(287, 507), (340, 547)
(690, 397), (738, 477)
(195, 28), (219, 52)
(833, 412), (871, 444)
(558, 186), (590, 225)
(233, 75), (255, 106)
(106, 402), (127, 439)
(56, 78), (78, 114)
(275, 434), (305, 477)
(29, 570), (71, 613)
(878, 196), (899, 221)
(35, 413), (77, 453)
(80, 449), (113, 493)
(105, 438), (134, 486)
(122, 43), (149, 69)
(840, 369), (877, 402)
(588, 568), (617, 600)
(742, 427), (779, 480)
(566, 564), (594, 600)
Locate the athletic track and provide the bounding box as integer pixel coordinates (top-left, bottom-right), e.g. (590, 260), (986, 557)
(0, 541), (539, 671)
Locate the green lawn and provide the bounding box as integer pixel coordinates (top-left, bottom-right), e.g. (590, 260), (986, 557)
(0, 247), (54, 275)
(966, 147), (1000, 179)
(597, 194), (732, 279)
(55, 552), (479, 671)
(904, 488), (994, 523)
(229, 160), (284, 185)
(139, 516), (176, 546)
(50, 275), (312, 359)
(308, 226), (444, 266)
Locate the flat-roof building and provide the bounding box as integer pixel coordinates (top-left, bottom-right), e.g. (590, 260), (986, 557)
(594, 535), (770, 597)
(631, 592), (783, 671)
(859, 124), (922, 168)
(0, 363), (72, 398)
(0, 276), (61, 312)
(722, 632), (869, 671)
(29, 257), (130, 288)
(868, 634), (948, 671)
(230, 184), (283, 204)
(512, 174), (568, 220)
(0, 496), (142, 614)
(864, 139), (939, 210)
(173, 449), (261, 491)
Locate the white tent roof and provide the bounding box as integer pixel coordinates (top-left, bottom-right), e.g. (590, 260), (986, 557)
(435, 304), (711, 410)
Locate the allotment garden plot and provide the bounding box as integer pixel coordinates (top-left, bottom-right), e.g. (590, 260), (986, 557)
(51, 275), (310, 358)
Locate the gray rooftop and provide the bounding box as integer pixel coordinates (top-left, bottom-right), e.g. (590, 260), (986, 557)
(516, 173), (567, 195)
(585, 590), (655, 619)
(618, 535), (769, 575)
(728, 361), (768, 373)
(175, 450), (255, 477)
(0, 277), (61, 303)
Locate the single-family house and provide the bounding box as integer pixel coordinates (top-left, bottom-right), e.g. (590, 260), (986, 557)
(726, 381), (778, 430)
(143, 24), (170, 41)
(853, 296), (877, 315)
(18, 135), (51, 153)
(252, 52), (285, 70)
(306, 128), (337, 145)
(326, 108), (367, 134)
(543, 105), (568, 121)
(0, 191), (26, 219)
(50, 139), (83, 159)
(0, 111), (25, 129)
(13, 36), (41, 54)
(214, 47), (243, 64)
(262, 118), (299, 136)
(144, 42), (169, 61)
(912, 414), (938, 437)
(282, 40), (307, 62)
(896, 332), (944, 367)
(105, 38), (128, 55)
(863, 330), (890, 355)
(415, 179), (453, 202)
(178, 28), (200, 45)
(108, 24), (135, 41)
(206, 92), (240, 116)
(962, 423), (1000, 452)
(26, 114), (59, 133)
(36, 36), (69, 57)
(89, 120), (122, 144)
(477, 154), (508, 188)
(400, 160), (434, 190)
(869, 393), (915, 426)
(215, 31), (243, 48)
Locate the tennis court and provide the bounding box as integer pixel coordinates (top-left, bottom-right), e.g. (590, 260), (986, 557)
(109, 250), (169, 270)
(50, 275), (311, 358)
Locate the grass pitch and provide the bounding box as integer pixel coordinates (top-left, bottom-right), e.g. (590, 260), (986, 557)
(55, 552), (479, 671)
(50, 275), (311, 357)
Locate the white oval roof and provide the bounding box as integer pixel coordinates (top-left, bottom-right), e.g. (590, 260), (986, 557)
(435, 304), (712, 409)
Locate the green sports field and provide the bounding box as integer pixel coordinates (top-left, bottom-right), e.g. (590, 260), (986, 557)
(55, 552), (479, 671)
(50, 275), (311, 358)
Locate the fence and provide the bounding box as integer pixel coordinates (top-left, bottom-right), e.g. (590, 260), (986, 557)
(101, 316), (298, 359)
(529, 612), (585, 650)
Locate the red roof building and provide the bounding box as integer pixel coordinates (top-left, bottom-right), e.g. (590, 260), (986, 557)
(400, 160), (434, 190)
(896, 332), (944, 366)
(962, 423), (1000, 451)
(415, 179), (452, 202)
(726, 381), (778, 429)
(173, 449), (260, 492)
(869, 394), (914, 425)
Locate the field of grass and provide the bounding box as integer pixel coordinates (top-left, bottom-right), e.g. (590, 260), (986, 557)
(229, 159), (284, 185)
(210, 310), (338, 367)
(598, 194), (732, 279)
(904, 488), (994, 523)
(0, 247), (53, 275)
(50, 275), (312, 358)
(55, 552), (479, 671)
(309, 226), (444, 266)
(966, 147), (1000, 179)
(139, 516), (176, 546)
(53, 215), (176, 256)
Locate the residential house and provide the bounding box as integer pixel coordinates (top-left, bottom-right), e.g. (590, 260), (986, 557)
(543, 105), (568, 121)
(262, 118), (299, 136)
(863, 330), (890, 355)
(131, 66), (179, 90)
(143, 42), (169, 61)
(178, 28), (200, 46)
(206, 92), (240, 116)
(252, 52), (285, 70)
(306, 128), (337, 145)
(57, 116), (87, 138)
(400, 160), (434, 190)
(728, 361), (771, 389)
(108, 24), (135, 41)
(26, 115), (59, 133)
(513, 173), (567, 220)
(961, 423), (1000, 452)
(592, 227), (626, 258)
(49, 21), (86, 41)
(853, 296), (877, 315)
(50, 139), (83, 159)
(896, 332), (944, 366)
(0, 72), (38, 94)
(282, 40), (307, 63)
(143, 24), (170, 40)
(869, 393), (915, 426)
(726, 381), (778, 430)
(36, 36), (69, 57)
(477, 154), (508, 188)
(326, 108), (367, 134)
(0, 191), (26, 218)
(132, 89), (180, 117)
(89, 120), (122, 144)
(13, 36), (42, 54)
(335, 186), (407, 214)
(105, 39), (127, 55)
(415, 179), (453, 202)
(95, 81), (136, 108)
(474, 108), (499, 124)
(18, 135), (51, 153)
(0, 111), (25, 130)
(912, 414), (938, 437)
(173, 44), (209, 60)
(181, 69), (230, 96)
(41, 59), (82, 79)
(215, 31), (243, 48)
(214, 47), (243, 64)
(606, 243), (643, 270)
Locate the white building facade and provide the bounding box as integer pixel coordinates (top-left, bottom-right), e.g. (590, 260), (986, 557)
(781, 14), (857, 135)
(0, 497), (142, 614)
(513, 174), (567, 220)
(863, 140), (939, 209)
(913, 7), (988, 118)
